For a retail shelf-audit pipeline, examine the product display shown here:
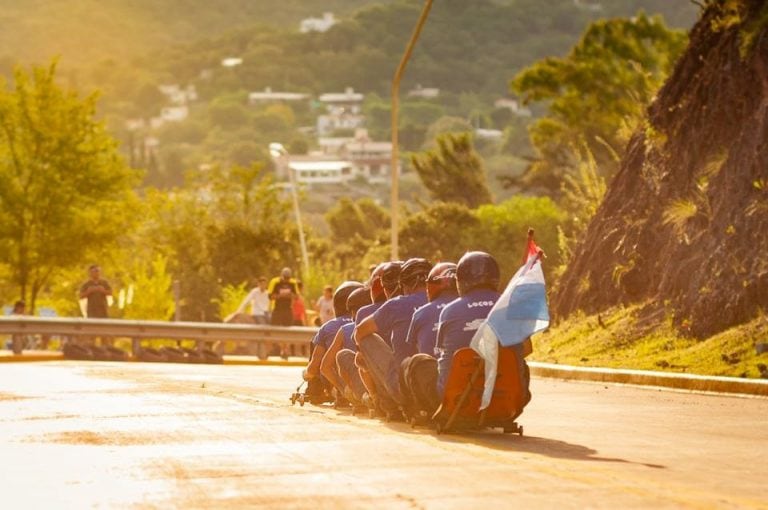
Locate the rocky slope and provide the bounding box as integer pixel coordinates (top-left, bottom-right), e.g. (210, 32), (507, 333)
(554, 0), (768, 338)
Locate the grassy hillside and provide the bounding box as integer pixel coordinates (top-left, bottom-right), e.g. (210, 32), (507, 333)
(0, 0), (390, 68)
(532, 304), (768, 378)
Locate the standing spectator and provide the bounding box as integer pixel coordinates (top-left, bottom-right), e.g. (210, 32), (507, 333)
(270, 267), (297, 326)
(79, 265), (112, 318)
(315, 285), (335, 324)
(234, 277), (270, 324)
(293, 280), (307, 326)
(10, 300), (25, 355)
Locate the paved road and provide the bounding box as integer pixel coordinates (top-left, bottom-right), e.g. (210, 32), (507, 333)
(0, 362), (765, 509)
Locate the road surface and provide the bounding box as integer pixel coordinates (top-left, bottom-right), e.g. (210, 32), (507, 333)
(0, 362), (765, 509)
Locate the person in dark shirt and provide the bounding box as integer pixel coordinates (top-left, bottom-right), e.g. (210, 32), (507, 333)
(79, 265), (112, 318)
(270, 267), (298, 326)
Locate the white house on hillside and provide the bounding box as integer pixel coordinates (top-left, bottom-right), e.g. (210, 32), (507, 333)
(248, 87), (309, 104)
(300, 12), (337, 33)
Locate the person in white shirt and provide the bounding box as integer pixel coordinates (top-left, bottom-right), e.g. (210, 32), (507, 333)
(315, 285), (335, 325)
(236, 277), (271, 324)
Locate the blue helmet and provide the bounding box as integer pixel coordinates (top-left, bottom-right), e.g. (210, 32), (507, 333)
(333, 281), (363, 316)
(456, 251), (500, 296)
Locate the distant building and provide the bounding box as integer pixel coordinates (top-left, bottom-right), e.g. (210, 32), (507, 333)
(248, 87), (309, 104)
(494, 97), (532, 117)
(221, 57), (243, 68)
(340, 130), (392, 183)
(319, 87), (364, 115)
(573, 0), (602, 12)
(318, 136), (355, 155)
(300, 12), (337, 33)
(408, 85), (440, 99)
(160, 106), (189, 122)
(158, 84), (198, 105)
(316, 113), (365, 137)
(316, 87), (365, 135)
(474, 128), (503, 141)
(289, 160), (354, 185)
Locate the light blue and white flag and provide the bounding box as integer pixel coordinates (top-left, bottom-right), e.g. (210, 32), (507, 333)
(470, 241), (549, 409)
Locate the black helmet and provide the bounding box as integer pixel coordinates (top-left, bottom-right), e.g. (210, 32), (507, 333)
(368, 262), (388, 303)
(456, 251), (500, 296)
(380, 261), (403, 296)
(426, 262), (457, 301)
(333, 281), (363, 317)
(346, 287), (372, 316)
(400, 258), (432, 290)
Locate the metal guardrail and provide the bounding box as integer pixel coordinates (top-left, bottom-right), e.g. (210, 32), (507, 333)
(0, 316), (318, 359)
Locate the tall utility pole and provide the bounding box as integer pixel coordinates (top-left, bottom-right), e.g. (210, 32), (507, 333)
(269, 143), (310, 277)
(390, 0), (434, 260)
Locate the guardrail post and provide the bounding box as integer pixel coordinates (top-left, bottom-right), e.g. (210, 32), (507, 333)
(256, 341), (267, 361)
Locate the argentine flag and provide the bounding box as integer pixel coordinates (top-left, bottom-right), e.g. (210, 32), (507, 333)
(470, 235), (550, 409)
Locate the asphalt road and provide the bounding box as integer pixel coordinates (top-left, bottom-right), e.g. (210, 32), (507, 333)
(0, 362), (765, 509)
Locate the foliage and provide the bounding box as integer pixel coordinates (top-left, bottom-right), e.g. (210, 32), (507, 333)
(321, 197), (390, 273)
(531, 303), (768, 378)
(474, 196), (566, 283)
(0, 61), (138, 312)
(119, 254), (175, 320)
(556, 151), (607, 267)
(511, 13), (688, 194)
(411, 132), (492, 208)
(398, 202), (481, 263)
(214, 281), (249, 321)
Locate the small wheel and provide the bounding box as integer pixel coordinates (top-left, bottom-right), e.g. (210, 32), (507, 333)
(299, 395), (306, 406)
(410, 417), (417, 429)
(435, 422), (443, 435)
(290, 395), (297, 405)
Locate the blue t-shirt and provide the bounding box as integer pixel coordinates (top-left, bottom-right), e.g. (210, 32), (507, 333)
(311, 314), (352, 349)
(356, 301), (384, 326)
(406, 292), (459, 356)
(373, 290), (428, 366)
(339, 322), (357, 351)
(436, 288), (499, 396)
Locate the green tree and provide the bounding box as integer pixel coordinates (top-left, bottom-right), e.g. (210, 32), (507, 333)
(0, 61), (137, 311)
(511, 13), (687, 193)
(411, 132), (492, 208)
(474, 196), (566, 283)
(323, 197), (390, 271)
(398, 202), (480, 262)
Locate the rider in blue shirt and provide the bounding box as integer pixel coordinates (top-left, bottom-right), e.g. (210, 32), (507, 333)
(399, 262), (459, 420)
(406, 262), (459, 356)
(303, 281), (361, 397)
(436, 251), (501, 397)
(320, 286), (372, 404)
(355, 258), (431, 408)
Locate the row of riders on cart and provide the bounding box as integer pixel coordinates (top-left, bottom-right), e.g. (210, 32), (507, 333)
(298, 250), (533, 432)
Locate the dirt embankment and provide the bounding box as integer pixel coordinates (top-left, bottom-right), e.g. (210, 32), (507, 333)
(554, 0), (768, 338)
